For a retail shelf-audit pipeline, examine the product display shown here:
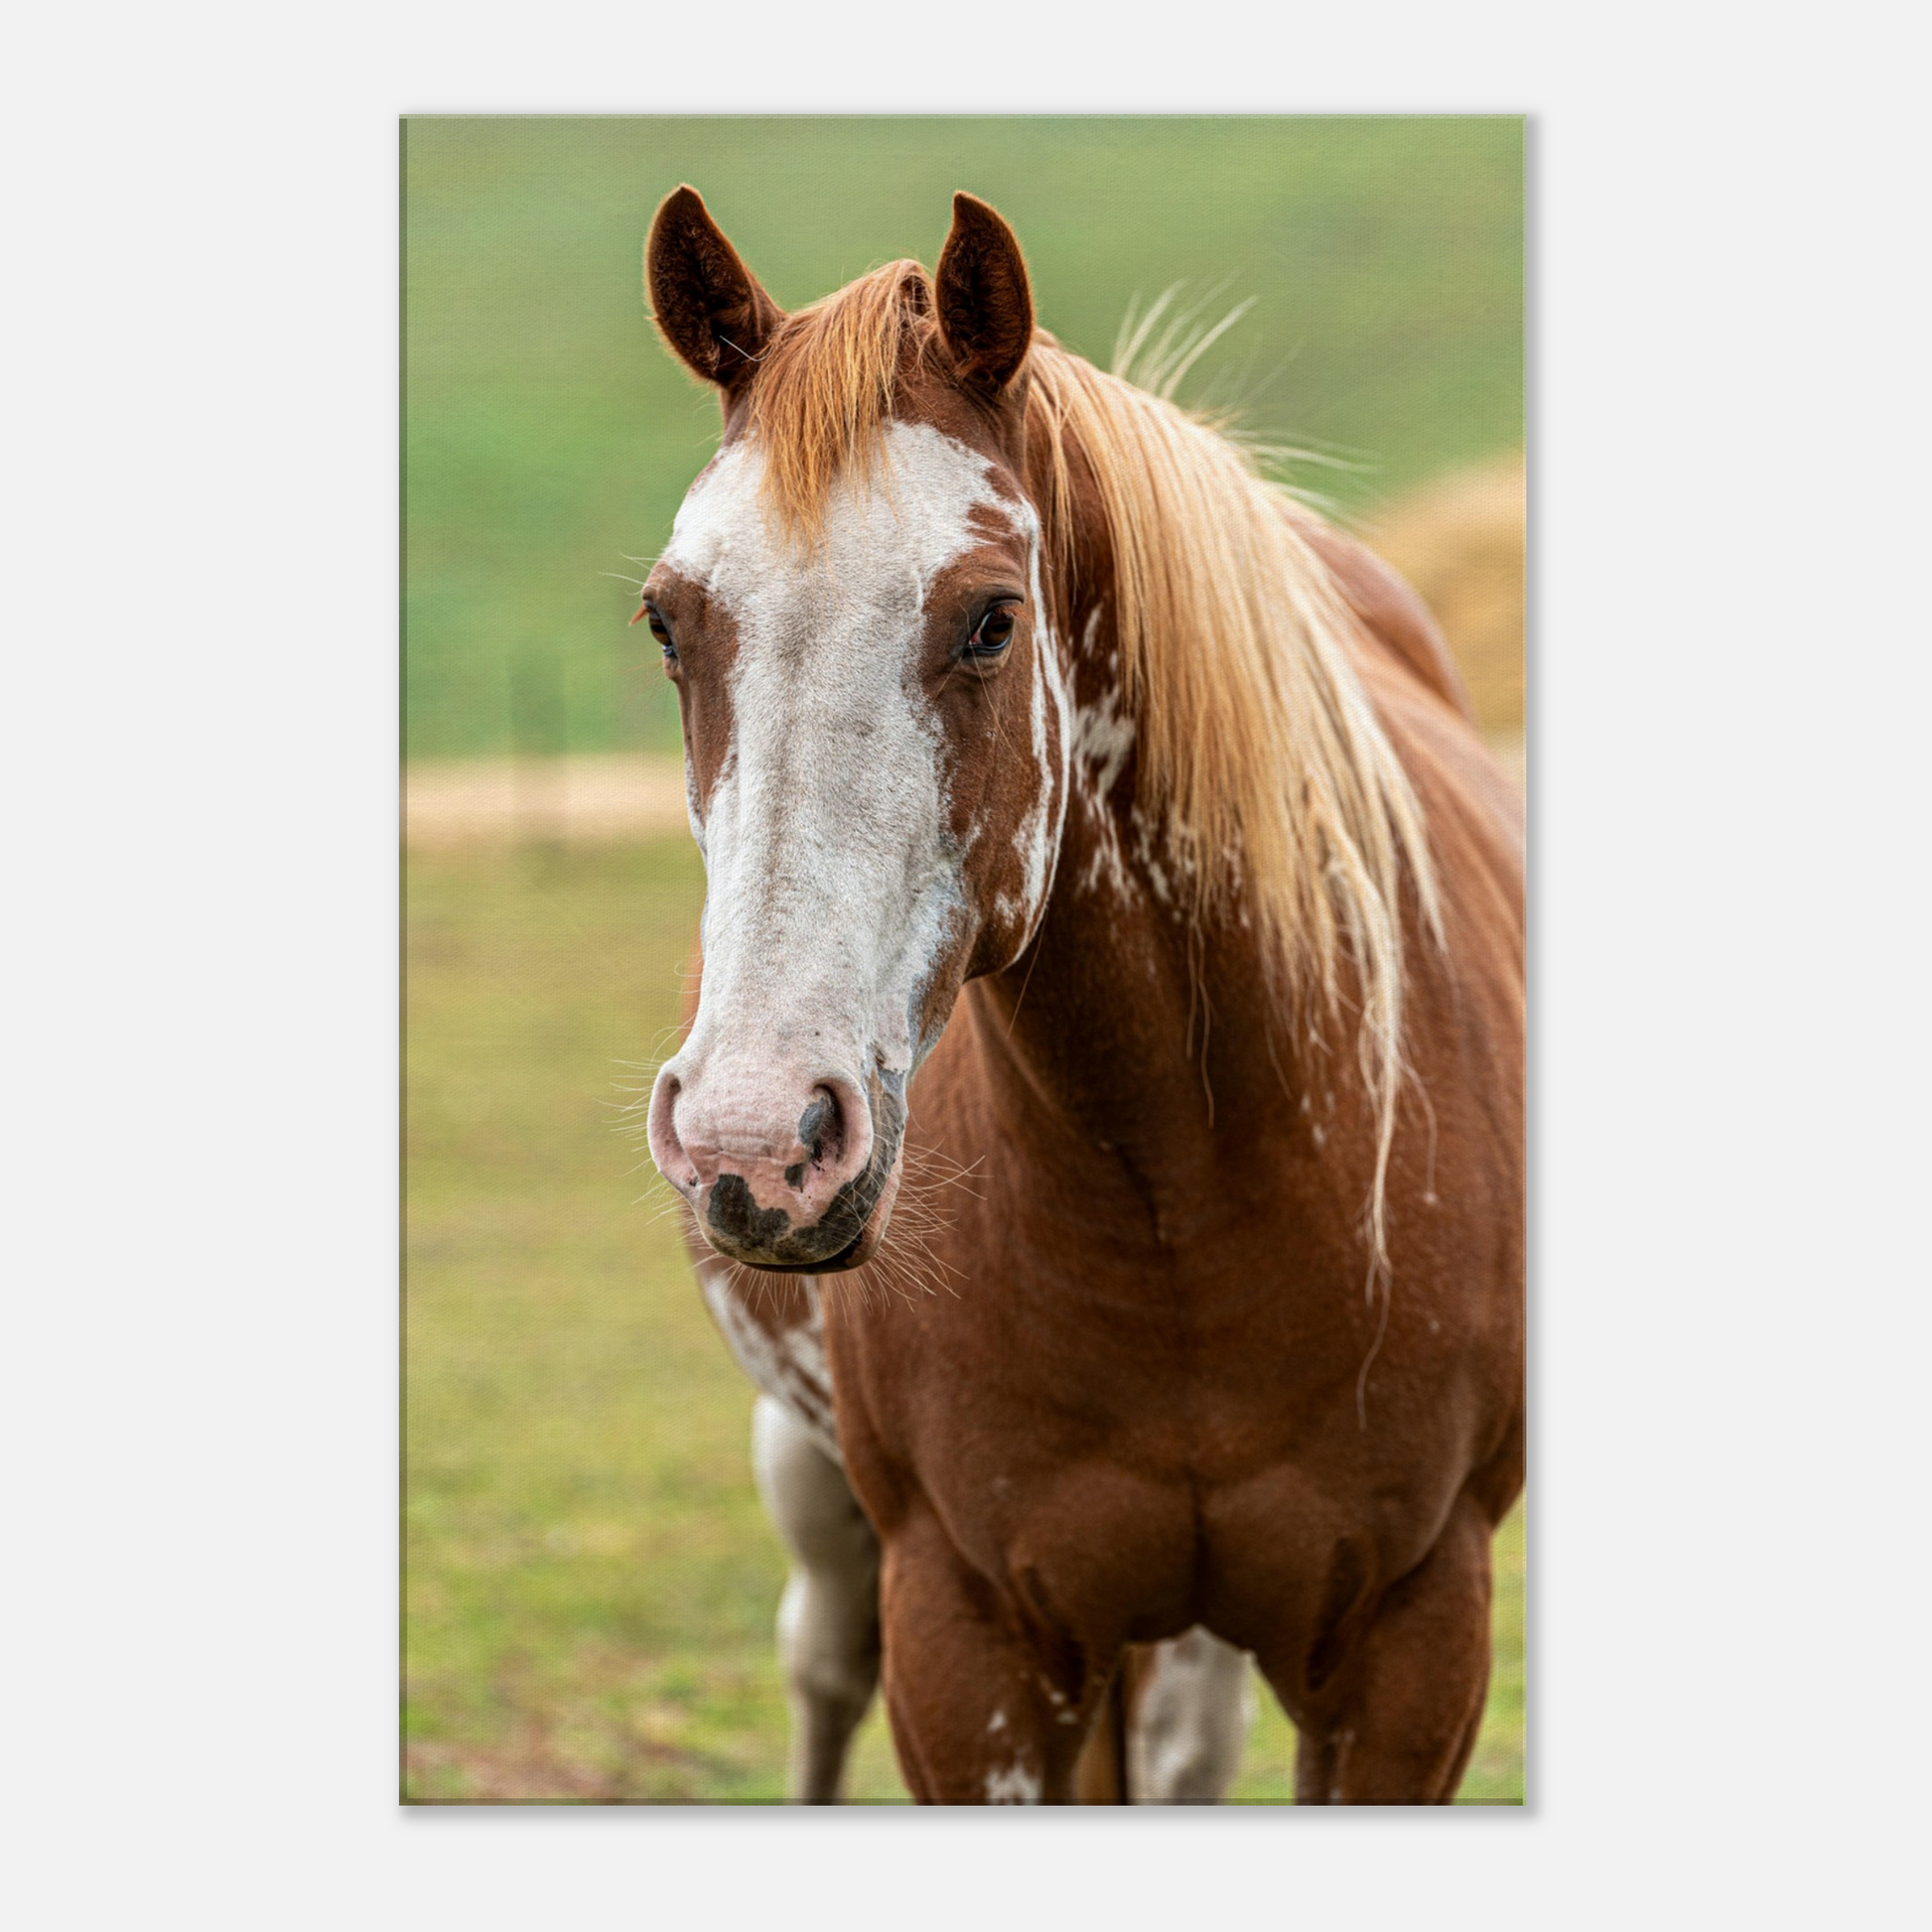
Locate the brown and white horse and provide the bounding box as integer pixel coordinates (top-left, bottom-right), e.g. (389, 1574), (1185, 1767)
(637, 186), (1524, 1804)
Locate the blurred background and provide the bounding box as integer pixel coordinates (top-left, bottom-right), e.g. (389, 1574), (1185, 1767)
(402, 116), (1525, 1803)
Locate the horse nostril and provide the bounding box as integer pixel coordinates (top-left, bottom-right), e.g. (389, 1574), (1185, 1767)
(646, 1070), (698, 1191)
(797, 1088), (840, 1169)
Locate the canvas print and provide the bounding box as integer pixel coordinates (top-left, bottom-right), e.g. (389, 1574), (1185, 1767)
(402, 116), (1525, 1804)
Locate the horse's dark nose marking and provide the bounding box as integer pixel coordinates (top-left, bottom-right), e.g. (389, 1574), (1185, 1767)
(708, 1173), (794, 1250)
(783, 1162), (807, 1189)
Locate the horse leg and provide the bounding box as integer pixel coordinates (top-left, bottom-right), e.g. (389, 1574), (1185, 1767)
(1127, 1628), (1256, 1803)
(876, 1511), (1099, 1805)
(749, 1395), (881, 1804)
(1070, 1660), (1132, 1801)
(1269, 1497), (1494, 1805)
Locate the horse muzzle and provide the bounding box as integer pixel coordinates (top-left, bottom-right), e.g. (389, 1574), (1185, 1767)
(647, 1055), (905, 1271)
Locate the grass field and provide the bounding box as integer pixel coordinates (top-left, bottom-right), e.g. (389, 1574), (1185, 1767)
(402, 839), (1525, 1805)
(402, 115), (1522, 761)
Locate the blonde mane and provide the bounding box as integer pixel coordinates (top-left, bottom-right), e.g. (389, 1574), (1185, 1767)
(741, 262), (1441, 1270)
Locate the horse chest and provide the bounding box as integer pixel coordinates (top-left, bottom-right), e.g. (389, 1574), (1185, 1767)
(693, 1259), (839, 1458)
(828, 1239), (1462, 1627)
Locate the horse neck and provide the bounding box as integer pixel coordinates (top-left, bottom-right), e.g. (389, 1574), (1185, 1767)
(961, 598), (1295, 1166)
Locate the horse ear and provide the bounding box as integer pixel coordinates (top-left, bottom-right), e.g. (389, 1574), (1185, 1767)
(646, 186), (783, 394)
(934, 193), (1035, 397)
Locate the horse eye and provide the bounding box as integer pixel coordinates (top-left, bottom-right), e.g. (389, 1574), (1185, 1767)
(644, 606), (678, 661)
(970, 605), (1018, 655)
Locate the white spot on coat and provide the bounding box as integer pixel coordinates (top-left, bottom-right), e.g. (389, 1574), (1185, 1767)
(1001, 502), (1071, 945)
(984, 1760), (1042, 1804)
(696, 1263), (839, 1459)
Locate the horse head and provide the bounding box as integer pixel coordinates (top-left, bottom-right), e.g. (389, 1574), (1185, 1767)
(641, 188), (1070, 1271)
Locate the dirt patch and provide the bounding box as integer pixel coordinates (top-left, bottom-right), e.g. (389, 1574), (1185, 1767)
(405, 755), (690, 849)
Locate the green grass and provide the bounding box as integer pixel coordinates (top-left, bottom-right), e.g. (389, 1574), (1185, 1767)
(402, 115), (1523, 760)
(402, 838), (1525, 1804)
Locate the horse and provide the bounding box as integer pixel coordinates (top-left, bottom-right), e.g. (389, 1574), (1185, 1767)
(635, 184), (1524, 1805)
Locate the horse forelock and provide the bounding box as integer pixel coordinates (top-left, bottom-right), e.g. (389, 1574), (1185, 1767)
(739, 259), (943, 550)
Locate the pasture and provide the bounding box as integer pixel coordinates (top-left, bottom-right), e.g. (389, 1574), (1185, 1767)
(402, 836), (1524, 1804)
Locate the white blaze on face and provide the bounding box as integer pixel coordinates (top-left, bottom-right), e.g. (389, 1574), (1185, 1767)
(663, 421), (1011, 1090)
